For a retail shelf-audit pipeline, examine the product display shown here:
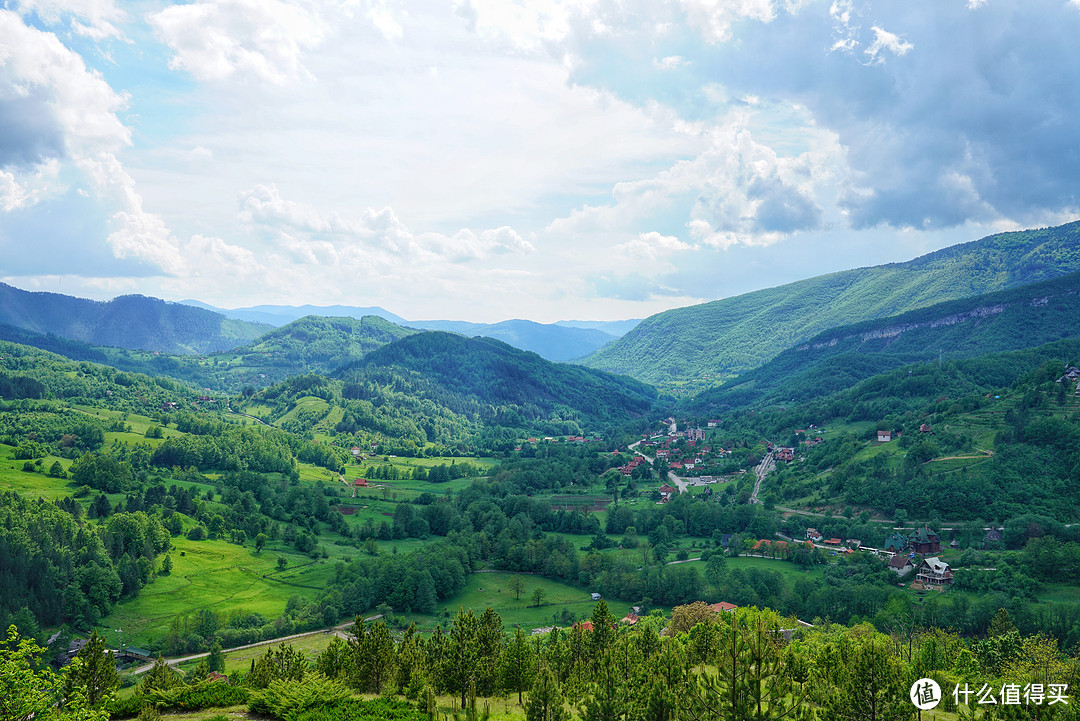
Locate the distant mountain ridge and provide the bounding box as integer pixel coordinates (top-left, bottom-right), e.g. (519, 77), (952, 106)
(0, 283), (268, 355)
(580, 220), (1080, 385)
(180, 299), (639, 362)
(687, 269), (1080, 411)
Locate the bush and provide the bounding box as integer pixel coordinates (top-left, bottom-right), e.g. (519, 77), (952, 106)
(249, 675), (352, 719)
(109, 680), (249, 719)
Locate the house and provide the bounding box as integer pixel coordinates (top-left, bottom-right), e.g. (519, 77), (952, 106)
(919, 424), (933, 434)
(775, 447), (795, 462)
(805, 528), (823, 543)
(574, 621), (594, 632)
(591, 593), (602, 601)
(915, 557), (953, 587)
(887, 554), (914, 576)
(350, 446), (362, 457)
(720, 533), (732, 549)
(621, 613), (639, 625)
(983, 528), (1004, 547)
(824, 538), (842, 546)
(531, 626), (556, 636)
(910, 526), (941, 554)
(884, 532), (909, 553)
(707, 420), (721, 428)
(353, 478), (368, 487)
(709, 602), (738, 613)
(877, 430), (893, 442)
(207, 671), (228, 682)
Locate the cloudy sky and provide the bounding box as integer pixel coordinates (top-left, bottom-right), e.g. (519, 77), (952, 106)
(1, 0), (1078, 323)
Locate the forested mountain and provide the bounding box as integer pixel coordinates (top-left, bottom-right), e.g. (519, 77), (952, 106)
(693, 269), (1080, 410)
(0, 283), (268, 355)
(357, 332), (657, 428)
(235, 332), (658, 451)
(581, 220), (1080, 386)
(182, 300), (631, 361)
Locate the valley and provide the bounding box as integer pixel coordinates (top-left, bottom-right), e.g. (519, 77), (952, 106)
(5, 221), (1080, 720)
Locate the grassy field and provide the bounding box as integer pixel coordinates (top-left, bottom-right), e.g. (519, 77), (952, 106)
(403, 571), (633, 633)
(98, 535), (336, 650)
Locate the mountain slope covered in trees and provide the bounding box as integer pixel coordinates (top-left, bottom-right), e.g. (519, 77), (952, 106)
(692, 269), (1080, 410)
(581, 220), (1080, 386)
(0, 283), (269, 355)
(235, 332), (659, 452)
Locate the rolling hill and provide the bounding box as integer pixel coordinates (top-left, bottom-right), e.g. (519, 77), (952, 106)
(181, 300), (633, 361)
(580, 220), (1080, 386)
(0, 283), (268, 355)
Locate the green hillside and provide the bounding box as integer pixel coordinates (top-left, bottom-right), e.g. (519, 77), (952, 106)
(581, 220), (1080, 387)
(0, 315), (419, 394)
(235, 331), (659, 452)
(358, 332), (657, 426)
(692, 269), (1080, 410)
(689, 335), (1080, 522)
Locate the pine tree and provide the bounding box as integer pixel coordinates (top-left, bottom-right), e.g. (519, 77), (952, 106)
(207, 641), (225, 673)
(502, 626), (535, 705)
(63, 630), (119, 708)
(525, 663), (568, 721)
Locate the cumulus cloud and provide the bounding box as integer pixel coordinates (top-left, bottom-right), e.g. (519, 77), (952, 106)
(0, 10), (186, 273)
(552, 114), (834, 248)
(149, 0), (325, 84)
(678, 0), (779, 43)
(614, 231), (695, 261)
(239, 183), (532, 265)
(13, 0), (127, 40)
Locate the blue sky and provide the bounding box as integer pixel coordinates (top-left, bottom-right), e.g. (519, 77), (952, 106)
(1, 0), (1078, 323)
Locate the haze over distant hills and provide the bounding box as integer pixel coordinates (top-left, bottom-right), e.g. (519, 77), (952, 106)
(0, 283), (268, 355)
(580, 220), (1080, 386)
(179, 300), (638, 362)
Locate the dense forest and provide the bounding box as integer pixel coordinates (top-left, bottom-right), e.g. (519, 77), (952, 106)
(582, 220), (1080, 386)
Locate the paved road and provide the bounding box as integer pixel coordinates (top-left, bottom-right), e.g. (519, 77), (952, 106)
(750, 451), (775, 504)
(128, 615), (383, 675)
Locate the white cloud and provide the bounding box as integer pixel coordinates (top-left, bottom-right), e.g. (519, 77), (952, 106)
(653, 55), (687, 70)
(863, 25), (913, 64)
(13, 0), (127, 40)
(614, 231), (695, 261)
(0, 158), (61, 211)
(0, 10), (185, 273)
(238, 183), (532, 265)
(679, 0), (779, 43)
(551, 110), (840, 248)
(148, 0), (325, 84)
(455, 0), (594, 50)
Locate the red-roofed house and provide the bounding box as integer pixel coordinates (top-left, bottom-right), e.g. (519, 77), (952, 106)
(709, 602), (738, 613)
(353, 478), (368, 487)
